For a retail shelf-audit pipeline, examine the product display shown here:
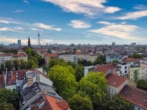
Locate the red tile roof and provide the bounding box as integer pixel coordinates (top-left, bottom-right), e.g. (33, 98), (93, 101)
(6, 70), (27, 86)
(106, 73), (127, 88)
(120, 85), (147, 109)
(45, 95), (70, 110)
(123, 58), (141, 63)
(12, 53), (27, 57)
(92, 64), (114, 74)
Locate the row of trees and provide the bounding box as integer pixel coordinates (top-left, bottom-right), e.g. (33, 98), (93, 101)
(47, 59), (133, 110)
(0, 59), (39, 73)
(77, 55), (106, 66)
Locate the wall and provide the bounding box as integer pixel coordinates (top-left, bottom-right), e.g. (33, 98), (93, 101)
(107, 85), (117, 99)
(40, 74), (53, 86)
(5, 85), (16, 90)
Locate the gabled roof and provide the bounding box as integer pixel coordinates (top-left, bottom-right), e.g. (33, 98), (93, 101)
(92, 64), (114, 74)
(120, 85), (147, 109)
(106, 73), (127, 88)
(123, 58), (141, 63)
(45, 95), (70, 110)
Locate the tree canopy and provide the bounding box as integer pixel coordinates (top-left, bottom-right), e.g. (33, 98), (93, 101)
(101, 94), (133, 110)
(0, 89), (18, 110)
(79, 72), (107, 106)
(74, 65), (84, 82)
(94, 55), (106, 65)
(48, 65), (77, 100)
(68, 92), (93, 110)
(137, 79), (147, 91)
(129, 53), (142, 58)
(78, 59), (93, 66)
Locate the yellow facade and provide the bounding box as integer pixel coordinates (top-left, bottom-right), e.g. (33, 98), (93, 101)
(129, 67), (141, 82)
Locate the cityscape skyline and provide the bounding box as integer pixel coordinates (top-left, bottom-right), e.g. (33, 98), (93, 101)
(0, 0), (147, 45)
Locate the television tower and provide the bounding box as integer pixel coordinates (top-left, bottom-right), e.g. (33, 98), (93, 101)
(38, 28), (40, 46)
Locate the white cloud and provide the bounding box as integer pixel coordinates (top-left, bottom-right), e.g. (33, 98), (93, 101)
(30, 27), (38, 31)
(133, 4), (147, 10)
(97, 21), (113, 25)
(90, 21), (146, 41)
(0, 27), (24, 32)
(42, 0), (121, 16)
(117, 10), (147, 20)
(0, 19), (20, 24)
(33, 23), (61, 31)
(0, 27), (15, 32)
(14, 27), (24, 30)
(104, 7), (121, 13)
(0, 35), (53, 45)
(12, 10), (25, 13)
(68, 20), (91, 28)
(23, 0), (30, 4)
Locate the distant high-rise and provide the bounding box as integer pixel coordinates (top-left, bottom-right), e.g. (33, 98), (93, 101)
(18, 40), (21, 47)
(112, 42), (115, 46)
(28, 37), (31, 47)
(38, 28), (40, 46)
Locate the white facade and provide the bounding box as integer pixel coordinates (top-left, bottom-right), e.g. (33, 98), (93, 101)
(117, 63), (129, 77)
(59, 54), (77, 64)
(0, 55), (12, 65)
(84, 66), (95, 76)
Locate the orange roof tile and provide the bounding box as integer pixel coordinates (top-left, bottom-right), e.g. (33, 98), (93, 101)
(45, 95), (70, 110)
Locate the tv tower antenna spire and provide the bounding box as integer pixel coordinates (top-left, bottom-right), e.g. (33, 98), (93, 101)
(38, 27), (40, 46)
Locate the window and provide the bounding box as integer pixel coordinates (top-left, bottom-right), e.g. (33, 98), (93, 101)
(125, 70), (127, 73)
(138, 107), (140, 110)
(125, 66), (127, 69)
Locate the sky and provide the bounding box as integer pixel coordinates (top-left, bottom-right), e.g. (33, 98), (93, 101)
(0, 0), (147, 45)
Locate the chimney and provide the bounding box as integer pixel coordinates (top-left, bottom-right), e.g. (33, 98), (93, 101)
(43, 87), (46, 94)
(27, 74), (33, 87)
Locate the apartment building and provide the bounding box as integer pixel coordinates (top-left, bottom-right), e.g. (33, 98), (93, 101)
(12, 53), (28, 62)
(59, 53), (77, 64)
(0, 54), (12, 65)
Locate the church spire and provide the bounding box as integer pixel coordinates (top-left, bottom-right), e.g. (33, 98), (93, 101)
(28, 36), (31, 47)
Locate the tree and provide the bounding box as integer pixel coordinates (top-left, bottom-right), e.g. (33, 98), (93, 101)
(0, 88), (18, 110)
(68, 92), (93, 110)
(94, 55), (106, 65)
(112, 60), (119, 64)
(78, 59), (93, 66)
(48, 65), (77, 100)
(19, 59), (27, 69)
(130, 53), (142, 58)
(5, 60), (13, 71)
(79, 72), (107, 108)
(102, 95), (133, 110)
(12, 60), (20, 70)
(48, 58), (66, 68)
(0, 102), (15, 110)
(137, 79), (147, 91)
(74, 65), (84, 82)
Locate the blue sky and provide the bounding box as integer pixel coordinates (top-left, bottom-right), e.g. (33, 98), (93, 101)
(0, 0), (147, 45)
